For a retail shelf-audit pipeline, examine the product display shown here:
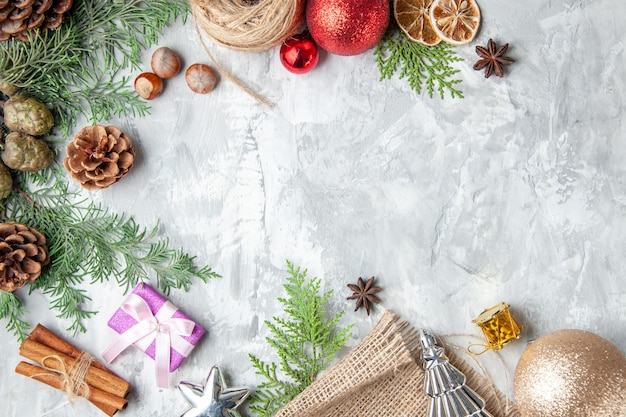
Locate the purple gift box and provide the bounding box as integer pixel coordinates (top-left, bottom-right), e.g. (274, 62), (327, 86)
(106, 283), (206, 372)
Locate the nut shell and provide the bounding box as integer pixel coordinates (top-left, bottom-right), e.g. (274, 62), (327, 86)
(151, 47), (181, 79)
(134, 72), (163, 100)
(185, 64), (218, 94)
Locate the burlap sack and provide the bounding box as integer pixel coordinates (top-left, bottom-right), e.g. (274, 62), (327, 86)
(276, 310), (520, 417)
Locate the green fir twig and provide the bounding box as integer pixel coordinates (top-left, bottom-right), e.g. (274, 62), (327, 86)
(0, 0), (217, 342)
(0, 0), (189, 135)
(248, 261), (352, 417)
(0, 290), (30, 340)
(0, 169), (219, 340)
(375, 30), (464, 99)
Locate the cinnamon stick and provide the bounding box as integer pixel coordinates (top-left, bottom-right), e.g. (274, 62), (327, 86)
(92, 401), (120, 417)
(29, 324), (110, 373)
(15, 361), (127, 415)
(19, 338), (130, 398)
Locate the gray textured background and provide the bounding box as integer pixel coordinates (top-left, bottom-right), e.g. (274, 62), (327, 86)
(2, 0), (625, 415)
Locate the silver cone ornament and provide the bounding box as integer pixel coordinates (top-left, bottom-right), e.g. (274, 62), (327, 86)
(420, 330), (493, 417)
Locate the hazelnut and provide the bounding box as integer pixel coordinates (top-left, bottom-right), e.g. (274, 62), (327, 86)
(151, 47), (182, 79)
(134, 72), (163, 100)
(185, 64), (218, 94)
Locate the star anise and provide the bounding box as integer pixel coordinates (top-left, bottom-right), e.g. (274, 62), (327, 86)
(473, 39), (515, 78)
(347, 276), (382, 315)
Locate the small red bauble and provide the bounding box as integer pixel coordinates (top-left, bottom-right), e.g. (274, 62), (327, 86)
(280, 33), (320, 74)
(306, 0), (390, 56)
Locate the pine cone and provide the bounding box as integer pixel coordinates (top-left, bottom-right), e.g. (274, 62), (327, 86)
(3, 95), (54, 136)
(64, 125), (136, 190)
(0, 80), (19, 96)
(2, 131), (54, 172)
(0, 162), (13, 198)
(0, 0), (73, 42)
(0, 222), (49, 292)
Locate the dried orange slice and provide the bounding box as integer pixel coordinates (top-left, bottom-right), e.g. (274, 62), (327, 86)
(394, 0), (441, 46)
(429, 0), (481, 46)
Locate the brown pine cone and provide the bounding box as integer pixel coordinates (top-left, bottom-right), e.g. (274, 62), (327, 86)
(0, 0), (73, 42)
(64, 124), (136, 190)
(0, 222), (50, 292)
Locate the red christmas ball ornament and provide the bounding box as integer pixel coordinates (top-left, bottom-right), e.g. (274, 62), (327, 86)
(306, 0), (390, 56)
(280, 33), (320, 74)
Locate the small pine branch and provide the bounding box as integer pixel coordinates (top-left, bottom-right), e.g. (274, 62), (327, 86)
(375, 30), (464, 99)
(0, 1), (215, 341)
(0, 172), (219, 338)
(248, 355), (301, 416)
(0, 0), (188, 135)
(0, 291), (30, 342)
(248, 260), (352, 417)
(41, 277), (96, 335)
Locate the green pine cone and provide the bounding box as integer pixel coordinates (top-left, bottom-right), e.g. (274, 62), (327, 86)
(0, 81), (19, 97)
(0, 163), (13, 199)
(3, 95), (55, 136)
(2, 132), (54, 172)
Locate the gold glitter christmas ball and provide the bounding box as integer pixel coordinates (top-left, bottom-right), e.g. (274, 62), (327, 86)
(514, 329), (626, 417)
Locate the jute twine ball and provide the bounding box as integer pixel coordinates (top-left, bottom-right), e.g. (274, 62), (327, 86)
(189, 0), (306, 52)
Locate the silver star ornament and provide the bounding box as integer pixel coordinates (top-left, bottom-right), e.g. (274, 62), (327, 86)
(178, 366), (250, 417)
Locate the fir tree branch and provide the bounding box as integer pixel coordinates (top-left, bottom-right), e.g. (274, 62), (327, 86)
(0, 290), (30, 342)
(375, 30), (464, 99)
(0, 1), (217, 341)
(0, 0), (189, 135)
(41, 276), (96, 335)
(0, 169), (219, 338)
(248, 261), (352, 417)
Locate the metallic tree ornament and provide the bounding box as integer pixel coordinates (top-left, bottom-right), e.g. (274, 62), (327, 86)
(306, 0), (390, 56)
(472, 302), (523, 351)
(419, 330), (494, 417)
(178, 366), (250, 417)
(280, 32), (319, 74)
(514, 329), (626, 417)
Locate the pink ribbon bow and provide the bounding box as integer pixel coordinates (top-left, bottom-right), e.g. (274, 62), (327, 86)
(102, 293), (196, 388)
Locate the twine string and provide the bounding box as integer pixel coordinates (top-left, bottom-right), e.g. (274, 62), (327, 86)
(467, 342), (490, 355)
(40, 353), (95, 402)
(193, 20), (274, 107)
(189, 0), (304, 52)
(189, 0), (306, 106)
(442, 334), (512, 415)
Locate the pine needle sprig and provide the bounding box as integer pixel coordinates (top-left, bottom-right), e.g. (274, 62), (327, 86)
(248, 357), (301, 416)
(0, 25), (84, 87)
(42, 275), (96, 335)
(0, 291), (31, 340)
(0, 1), (217, 343)
(0, 0), (189, 135)
(77, 0), (189, 70)
(248, 260), (352, 417)
(0, 169), (219, 341)
(375, 30), (464, 99)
